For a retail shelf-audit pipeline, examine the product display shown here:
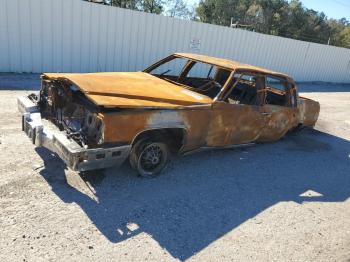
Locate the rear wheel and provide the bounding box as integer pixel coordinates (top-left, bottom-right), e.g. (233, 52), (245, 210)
(129, 139), (169, 178)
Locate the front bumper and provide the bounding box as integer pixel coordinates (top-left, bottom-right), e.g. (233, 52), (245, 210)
(18, 96), (130, 172)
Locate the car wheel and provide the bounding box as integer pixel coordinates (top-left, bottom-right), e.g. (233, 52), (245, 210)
(129, 139), (169, 178)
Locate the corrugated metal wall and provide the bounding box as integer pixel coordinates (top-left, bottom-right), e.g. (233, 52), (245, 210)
(1, 0), (350, 82)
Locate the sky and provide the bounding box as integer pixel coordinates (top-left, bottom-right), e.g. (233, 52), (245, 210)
(184, 0), (350, 21)
(302, 0), (350, 20)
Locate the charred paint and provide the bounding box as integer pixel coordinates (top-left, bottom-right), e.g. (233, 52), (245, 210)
(43, 72), (212, 108)
(298, 96), (320, 127)
(257, 105), (299, 142)
(207, 102), (265, 146)
(102, 107), (212, 151)
(101, 111), (153, 144)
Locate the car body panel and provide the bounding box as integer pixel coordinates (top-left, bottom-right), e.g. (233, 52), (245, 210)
(207, 102), (265, 146)
(101, 107), (212, 151)
(257, 105), (299, 142)
(298, 96), (320, 127)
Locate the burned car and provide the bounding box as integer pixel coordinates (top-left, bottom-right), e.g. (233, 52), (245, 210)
(18, 53), (320, 177)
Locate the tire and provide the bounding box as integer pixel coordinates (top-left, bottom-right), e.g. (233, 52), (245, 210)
(129, 139), (169, 178)
(129, 139), (144, 170)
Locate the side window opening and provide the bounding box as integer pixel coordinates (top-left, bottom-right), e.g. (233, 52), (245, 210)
(265, 76), (290, 107)
(223, 73), (265, 106)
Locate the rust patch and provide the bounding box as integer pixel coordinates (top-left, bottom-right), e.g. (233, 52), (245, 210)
(180, 107), (212, 151)
(102, 107), (212, 150)
(257, 105), (299, 142)
(102, 111), (153, 144)
(43, 72), (212, 108)
(101, 99), (316, 150)
(206, 102), (265, 146)
(298, 96), (320, 127)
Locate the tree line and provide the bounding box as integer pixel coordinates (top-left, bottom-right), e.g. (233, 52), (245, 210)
(85, 0), (350, 49)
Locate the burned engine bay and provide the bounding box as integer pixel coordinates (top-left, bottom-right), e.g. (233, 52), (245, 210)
(37, 78), (105, 148)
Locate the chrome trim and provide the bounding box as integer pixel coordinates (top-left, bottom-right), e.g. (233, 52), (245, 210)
(17, 96), (39, 114)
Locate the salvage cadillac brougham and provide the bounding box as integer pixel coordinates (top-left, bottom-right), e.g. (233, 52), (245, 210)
(18, 53), (320, 177)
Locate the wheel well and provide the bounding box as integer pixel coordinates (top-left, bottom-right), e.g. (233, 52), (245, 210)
(132, 128), (187, 153)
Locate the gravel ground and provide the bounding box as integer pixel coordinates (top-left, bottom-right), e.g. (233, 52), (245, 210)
(0, 74), (349, 262)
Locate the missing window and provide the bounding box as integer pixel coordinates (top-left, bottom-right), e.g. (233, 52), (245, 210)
(223, 73), (265, 106)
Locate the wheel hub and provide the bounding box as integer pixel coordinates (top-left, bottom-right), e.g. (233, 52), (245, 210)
(140, 144), (163, 171)
(151, 156), (159, 165)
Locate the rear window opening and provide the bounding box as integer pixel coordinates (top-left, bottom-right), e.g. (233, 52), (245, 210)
(265, 76), (289, 107)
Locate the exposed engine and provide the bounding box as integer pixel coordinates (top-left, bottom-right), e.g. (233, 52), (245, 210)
(37, 78), (104, 148)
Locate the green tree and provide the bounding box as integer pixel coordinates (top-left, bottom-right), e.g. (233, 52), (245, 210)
(339, 26), (350, 48)
(244, 3), (264, 29)
(262, 0), (291, 35)
(110, 0), (139, 9)
(167, 0), (191, 19)
(141, 0), (164, 14)
(110, 0), (164, 14)
(196, 0), (250, 26)
(196, 0), (349, 48)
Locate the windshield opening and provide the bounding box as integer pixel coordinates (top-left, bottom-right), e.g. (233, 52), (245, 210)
(144, 56), (232, 99)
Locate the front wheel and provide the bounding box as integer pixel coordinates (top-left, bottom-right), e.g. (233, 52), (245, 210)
(129, 140), (169, 178)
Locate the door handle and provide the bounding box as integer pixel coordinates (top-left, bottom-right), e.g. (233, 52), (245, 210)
(261, 112), (271, 116)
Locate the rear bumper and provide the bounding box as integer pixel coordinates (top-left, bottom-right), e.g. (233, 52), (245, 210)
(18, 96), (130, 172)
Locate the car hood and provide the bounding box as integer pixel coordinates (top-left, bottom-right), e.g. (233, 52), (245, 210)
(43, 72), (212, 108)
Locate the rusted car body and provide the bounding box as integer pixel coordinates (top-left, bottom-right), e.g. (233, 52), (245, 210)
(18, 53), (320, 176)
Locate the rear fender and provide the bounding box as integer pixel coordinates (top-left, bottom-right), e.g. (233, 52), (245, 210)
(298, 96), (320, 127)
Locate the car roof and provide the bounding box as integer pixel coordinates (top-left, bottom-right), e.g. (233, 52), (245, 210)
(174, 53), (291, 79)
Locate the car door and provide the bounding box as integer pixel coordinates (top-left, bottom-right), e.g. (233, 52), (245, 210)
(206, 73), (266, 147)
(257, 76), (299, 142)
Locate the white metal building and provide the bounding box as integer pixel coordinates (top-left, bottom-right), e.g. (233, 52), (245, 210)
(0, 0), (350, 83)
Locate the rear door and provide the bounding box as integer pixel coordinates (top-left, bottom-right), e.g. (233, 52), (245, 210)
(257, 76), (299, 142)
(206, 102), (265, 146)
